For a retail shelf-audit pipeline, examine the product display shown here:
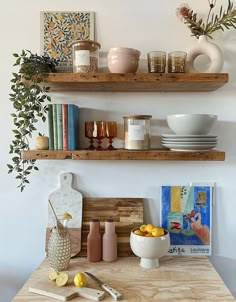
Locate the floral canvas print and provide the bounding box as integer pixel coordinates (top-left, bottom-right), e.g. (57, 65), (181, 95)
(161, 185), (213, 256)
(41, 11), (95, 71)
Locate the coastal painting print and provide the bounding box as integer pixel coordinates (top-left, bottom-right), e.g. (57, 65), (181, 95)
(161, 185), (213, 256)
(41, 11), (94, 70)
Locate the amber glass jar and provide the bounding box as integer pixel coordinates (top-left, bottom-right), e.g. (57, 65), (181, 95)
(71, 40), (100, 73)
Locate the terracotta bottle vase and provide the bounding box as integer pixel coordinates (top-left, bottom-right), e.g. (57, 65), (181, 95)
(87, 218), (102, 262)
(186, 35), (223, 73)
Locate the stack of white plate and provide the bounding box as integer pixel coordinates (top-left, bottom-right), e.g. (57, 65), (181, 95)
(161, 134), (217, 151)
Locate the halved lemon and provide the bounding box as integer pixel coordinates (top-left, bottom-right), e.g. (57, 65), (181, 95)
(56, 272), (69, 286)
(48, 271), (59, 281)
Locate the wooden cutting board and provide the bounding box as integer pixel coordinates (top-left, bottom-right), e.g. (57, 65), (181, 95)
(79, 198), (144, 257)
(45, 172), (83, 257)
(29, 282), (105, 301)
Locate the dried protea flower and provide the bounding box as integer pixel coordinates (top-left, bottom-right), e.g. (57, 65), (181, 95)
(176, 0), (236, 39)
(176, 3), (192, 21)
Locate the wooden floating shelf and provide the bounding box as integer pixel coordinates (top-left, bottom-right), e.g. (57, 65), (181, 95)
(46, 72), (228, 92)
(22, 149), (225, 161)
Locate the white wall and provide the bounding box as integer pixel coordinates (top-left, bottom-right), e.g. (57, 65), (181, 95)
(1, 1), (236, 301)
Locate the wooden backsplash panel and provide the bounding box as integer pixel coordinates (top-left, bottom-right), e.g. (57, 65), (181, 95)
(79, 198), (144, 257)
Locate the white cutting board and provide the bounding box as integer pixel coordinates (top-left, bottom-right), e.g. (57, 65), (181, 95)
(46, 172), (83, 257)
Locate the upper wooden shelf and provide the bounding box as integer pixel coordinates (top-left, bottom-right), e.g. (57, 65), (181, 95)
(46, 72), (228, 92)
(22, 149), (225, 161)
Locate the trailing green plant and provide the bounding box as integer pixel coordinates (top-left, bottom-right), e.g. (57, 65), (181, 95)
(7, 50), (58, 191)
(177, 0), (236, 39)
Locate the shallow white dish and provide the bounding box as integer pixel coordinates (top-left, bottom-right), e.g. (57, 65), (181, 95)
(161, 140), (217, 145)
(161, 134), (217, 139)
(162, 143), (216, 151)
(161, 137), (217, 142)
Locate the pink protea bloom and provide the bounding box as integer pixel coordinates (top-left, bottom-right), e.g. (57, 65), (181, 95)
(176, 3), (192, 21)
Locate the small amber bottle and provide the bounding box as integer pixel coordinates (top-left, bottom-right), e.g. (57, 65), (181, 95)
(87, 218), (102, 262)
(102, 218), (117, 262)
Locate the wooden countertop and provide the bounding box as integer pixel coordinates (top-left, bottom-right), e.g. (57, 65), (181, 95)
(12, 256), (235, 302)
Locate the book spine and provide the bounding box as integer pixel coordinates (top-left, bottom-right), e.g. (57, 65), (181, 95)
(68, 104), (79, 150)
(56, 104), (63, 150)
(62, 104), (68, 150)
(47, 104), (54, 150)
(52, 104), (58, 150)
(74, 105), (79, 150)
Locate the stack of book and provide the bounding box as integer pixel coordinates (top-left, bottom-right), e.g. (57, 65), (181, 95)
(48, 104), (80, 150)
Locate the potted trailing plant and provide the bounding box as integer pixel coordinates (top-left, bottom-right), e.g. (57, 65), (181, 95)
(7, 50), (58, 191)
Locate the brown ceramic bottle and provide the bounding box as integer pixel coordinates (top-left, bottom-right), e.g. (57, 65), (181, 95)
(87, 218), (102, 262)
(102, 218), (117, 262)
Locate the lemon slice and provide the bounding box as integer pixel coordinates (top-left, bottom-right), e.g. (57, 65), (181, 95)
(56, 272), (69, 286)
(48, 271), (59, 281)
(74, 272), (88, 287)
(63, 212), (72, 219)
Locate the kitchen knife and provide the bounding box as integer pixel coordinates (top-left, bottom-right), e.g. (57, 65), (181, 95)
(85, 272), (122, 301)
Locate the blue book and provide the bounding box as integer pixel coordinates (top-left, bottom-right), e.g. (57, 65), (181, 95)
(56, 104), (63, 150)
(68, 104), (79, 150)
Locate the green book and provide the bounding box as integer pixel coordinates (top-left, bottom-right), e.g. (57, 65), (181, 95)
(52, 104), (58, 150)
(47, 104), (54, 150)
(56, 104), (63, 150)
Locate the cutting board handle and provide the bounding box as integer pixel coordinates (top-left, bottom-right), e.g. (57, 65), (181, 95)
(60, 172), (73, 190)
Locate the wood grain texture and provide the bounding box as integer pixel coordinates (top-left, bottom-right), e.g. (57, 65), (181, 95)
(21, 149), (225, 161)
(46, 73), (228, 92)
(80, 198), (144, 257)
(12, 257), (235, 301)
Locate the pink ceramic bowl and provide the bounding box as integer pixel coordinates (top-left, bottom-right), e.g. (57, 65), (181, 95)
(107, 47), (141, 73)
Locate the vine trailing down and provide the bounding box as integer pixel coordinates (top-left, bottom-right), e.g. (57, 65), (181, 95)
(8, 50), (58, 191)
(176, 0), (236, 39)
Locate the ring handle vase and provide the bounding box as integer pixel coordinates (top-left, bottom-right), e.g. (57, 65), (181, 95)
(187, 35), (223, 73)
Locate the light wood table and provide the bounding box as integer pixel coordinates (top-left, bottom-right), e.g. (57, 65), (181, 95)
(12, 256), (235, 302)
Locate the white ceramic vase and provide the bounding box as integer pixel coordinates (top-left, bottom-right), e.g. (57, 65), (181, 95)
(187, 35), (223, 73)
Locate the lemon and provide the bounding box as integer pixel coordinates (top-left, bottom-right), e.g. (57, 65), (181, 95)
(56, 272), (69, 286)
(133, 229), (144, 236)
(145, 224), (154, 234)
(152, 226), (165, 237)
(74, 272), (88, 287)
(48, 271), (59, 281)
(140, 224), (147, 232)
(63, 212), (72, 219)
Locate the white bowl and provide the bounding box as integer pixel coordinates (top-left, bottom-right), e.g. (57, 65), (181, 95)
(130, 228), (170, 268)
(107, 47), (141, 73)
(167, 114), (217, 135)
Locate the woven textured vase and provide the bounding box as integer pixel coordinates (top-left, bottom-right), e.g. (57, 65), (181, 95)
(47, 224), (71, 272)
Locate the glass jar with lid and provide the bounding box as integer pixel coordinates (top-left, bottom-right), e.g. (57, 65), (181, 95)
(71, 40), (101, 73)
(123, 115), (152, 150)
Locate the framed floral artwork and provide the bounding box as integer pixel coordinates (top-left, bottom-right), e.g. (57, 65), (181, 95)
(40, 11), (95, 71)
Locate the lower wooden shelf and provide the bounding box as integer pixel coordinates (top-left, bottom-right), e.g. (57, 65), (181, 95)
(22, 149), (225, 161)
